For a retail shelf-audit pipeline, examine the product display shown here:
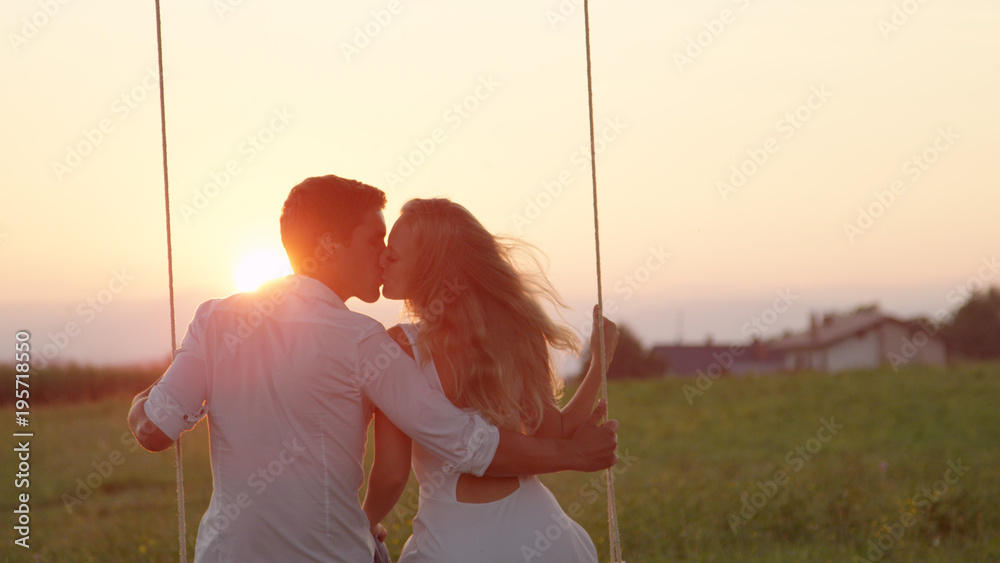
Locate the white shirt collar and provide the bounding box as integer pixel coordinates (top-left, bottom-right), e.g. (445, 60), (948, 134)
(271, 274), (349, 311)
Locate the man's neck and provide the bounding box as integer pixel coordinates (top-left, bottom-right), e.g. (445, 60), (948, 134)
(297, 271), (352, 304)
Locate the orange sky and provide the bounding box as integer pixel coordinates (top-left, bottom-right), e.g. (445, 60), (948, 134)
(2, 0), (998, 366)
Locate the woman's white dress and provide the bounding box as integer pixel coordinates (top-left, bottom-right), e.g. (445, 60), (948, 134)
(396, 324), (599, 563)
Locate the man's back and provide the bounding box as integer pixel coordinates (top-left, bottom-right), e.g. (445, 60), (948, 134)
(148, 275), (382, 561)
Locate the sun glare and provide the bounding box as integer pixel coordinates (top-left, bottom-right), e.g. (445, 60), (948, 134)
(235, 250), (292, 292)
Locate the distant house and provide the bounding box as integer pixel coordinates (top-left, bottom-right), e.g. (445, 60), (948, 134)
(651, 339), (785, 377)
(653, 306), (948, 376)
(768, 306), (947, 373)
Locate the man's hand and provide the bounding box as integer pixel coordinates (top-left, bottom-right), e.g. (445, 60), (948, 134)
(371, 523), (388, 542)
(487, 399), (620, 476)
(128, 386), (175, 453)
(568, 400), (619, 472)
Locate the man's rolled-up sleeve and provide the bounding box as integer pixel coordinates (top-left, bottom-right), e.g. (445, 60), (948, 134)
(356, 330), (499, 476)
(144, 308), (211, 441)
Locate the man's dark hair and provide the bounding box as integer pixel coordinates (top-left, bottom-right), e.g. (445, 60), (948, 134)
(280, 175), (387, 271)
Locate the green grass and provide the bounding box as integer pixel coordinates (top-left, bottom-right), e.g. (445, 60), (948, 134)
(2, 364), (999, 561)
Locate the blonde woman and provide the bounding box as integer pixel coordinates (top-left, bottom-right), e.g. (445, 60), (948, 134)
(362, 198), (619, 562)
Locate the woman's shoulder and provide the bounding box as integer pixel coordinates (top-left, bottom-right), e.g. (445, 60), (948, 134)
(387, 323), (416, 359)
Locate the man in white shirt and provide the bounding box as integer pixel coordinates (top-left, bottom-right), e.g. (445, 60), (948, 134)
(128, 175), (618, 562)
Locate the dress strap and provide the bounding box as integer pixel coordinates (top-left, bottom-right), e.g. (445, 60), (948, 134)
(395, 323), (422, 363)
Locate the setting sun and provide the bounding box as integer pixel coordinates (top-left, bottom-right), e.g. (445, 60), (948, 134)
(235, 250), (292, 292)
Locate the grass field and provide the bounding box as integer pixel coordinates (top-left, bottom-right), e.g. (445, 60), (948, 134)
(2, 363), (999, 562)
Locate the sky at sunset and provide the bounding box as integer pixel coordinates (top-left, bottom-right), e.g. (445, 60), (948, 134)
(2, 0), (998, 369)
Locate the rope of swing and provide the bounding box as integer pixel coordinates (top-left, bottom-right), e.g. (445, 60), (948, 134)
(153, 1), (188, 561)
(582, 0), (624, 561)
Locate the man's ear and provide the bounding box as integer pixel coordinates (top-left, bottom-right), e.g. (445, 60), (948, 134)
(317, 232), (344, 258)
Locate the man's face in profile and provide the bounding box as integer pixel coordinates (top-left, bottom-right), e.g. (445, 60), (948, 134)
(337, 209), (387, 303)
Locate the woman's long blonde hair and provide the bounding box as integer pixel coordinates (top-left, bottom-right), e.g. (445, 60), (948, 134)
(397, 198), (580, 433)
